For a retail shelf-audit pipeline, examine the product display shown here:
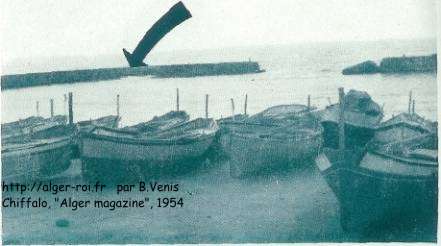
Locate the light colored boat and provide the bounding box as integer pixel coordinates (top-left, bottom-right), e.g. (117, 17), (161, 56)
(122, 110), (189, 133)
(2, 115), (67, 143)
(1, 116), (45, 133)
(373, 112), (436, 143)
(80, 117), (218, 178)
(1, 115), (121, 182)
(221, 104), (323, 178)
(76, 115), (121, 133)
(1, 136), (73, 182)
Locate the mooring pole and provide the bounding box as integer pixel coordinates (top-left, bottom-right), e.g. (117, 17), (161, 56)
(412, 99), (416, 115)
(338, 88), (345, 154)
(231, 98), (235, 120)
(307, 95), (311, 110)
(68, 92), (73, 125)
(36, 101), (40, 116)
(327, 97), (332, 105)
(116, 94), (120, 117)
(63, 94), (67, 116)
(244, 94), (248, 115)
(50, 99), (54, 118)
(205, 94), (209, 118)
(176, 88), (180, 111)
(408, 91), (412, 114)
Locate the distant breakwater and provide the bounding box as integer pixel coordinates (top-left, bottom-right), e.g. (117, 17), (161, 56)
(1, 61), (264, 90)
(342, 54), (437, 75)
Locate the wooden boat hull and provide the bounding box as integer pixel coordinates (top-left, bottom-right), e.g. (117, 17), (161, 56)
(80, 119), (218, 179)
(81, 135), (214, 179)
(319, 90), (384, 149)
(226, 127), (323, 177)
(77, 115), (121, 133)
(321, 121), (376, 149)
(316, 148), (437, 233)
(81, 134), (214, 163)
(123, 111), (189, 133)
(1, 137), (73, 182)
(2, 115), (67, 144)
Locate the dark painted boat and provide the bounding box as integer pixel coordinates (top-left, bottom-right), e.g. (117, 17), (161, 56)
(316, 112), (438, 233)
(319, 90), (383, 149)
(80, 117), (218, 179)
(220, 104), (323, 178)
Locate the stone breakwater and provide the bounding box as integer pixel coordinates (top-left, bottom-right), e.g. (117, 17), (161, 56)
(342, 54), (437, 75)
(1, 61), (264, 90)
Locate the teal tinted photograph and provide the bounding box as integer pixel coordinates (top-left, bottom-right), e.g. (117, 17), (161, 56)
(1, 0), (438, 244)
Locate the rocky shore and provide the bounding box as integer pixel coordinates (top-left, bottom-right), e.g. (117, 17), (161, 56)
(342, 54), (437, 75)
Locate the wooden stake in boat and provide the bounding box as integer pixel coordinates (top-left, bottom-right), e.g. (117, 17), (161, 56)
(408, 91), (412, 114)
(307, 95), (311, 110)
(116, 94), (120, 117)
(68, 92), (73, 125)
(36, 101), (40, 116)
(50, 99), (54, 118)
(327, 97), (332, 105)
(205, 94), (209, 119)
(63, 94), (67, 116)
(176, 88), (180, 111)
(338, 88), (345, 155)
(412, 99), (416, 115)
(231, 98), (235, 120)
(244, 94), (248, 115)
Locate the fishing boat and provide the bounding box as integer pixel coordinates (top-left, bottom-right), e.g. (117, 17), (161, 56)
(77, 115), (121, 132)
(217, 114), (248, 125)
(1, 136), (73, 182)
(373, 112), (437, 143)
(1, 114), (121, 181)
(319, 89), (384, 149)
(122, 110), (189, 133)
(1, 115), (67, 143)
(210, 114), (249, 160)
(316, 112), (438, 233)
(222, 104), (323, 178)
(1, 116), (45, 134)
(80, 117), (218, 179)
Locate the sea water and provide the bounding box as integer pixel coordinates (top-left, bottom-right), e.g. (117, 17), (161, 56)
(2, 39), (437, 125)
(1, 39), (437, 244)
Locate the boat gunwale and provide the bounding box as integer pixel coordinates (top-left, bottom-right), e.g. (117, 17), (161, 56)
(1, 137), (72, 156)
(375, 121), (433, 134)
(319, 148), (437, 181)
(229, 128), (323, 142)
(81, 128), (217, 146)
(367, 149), (438, 167)
(77, 115), (121, 126)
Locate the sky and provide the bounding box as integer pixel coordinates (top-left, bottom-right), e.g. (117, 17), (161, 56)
(0, 0), (437, 62)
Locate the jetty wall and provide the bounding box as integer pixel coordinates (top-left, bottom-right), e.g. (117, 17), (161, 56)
(149, 61), (263, 78)
(379, 54), (437, 73)
(342, 54), (437, 75)
(1, 61), (263, 90)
